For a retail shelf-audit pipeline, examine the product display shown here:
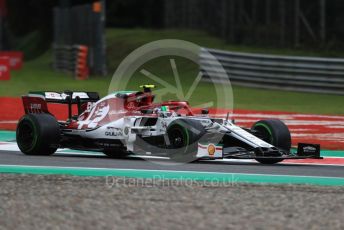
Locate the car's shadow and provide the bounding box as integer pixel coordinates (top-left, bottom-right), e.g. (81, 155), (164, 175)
(51, 151), (322, 167)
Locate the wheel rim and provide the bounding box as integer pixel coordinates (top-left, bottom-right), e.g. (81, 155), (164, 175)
(168, 128), (185, 148)
(253, 124), (273, 144)
(18, 121), (35, 151)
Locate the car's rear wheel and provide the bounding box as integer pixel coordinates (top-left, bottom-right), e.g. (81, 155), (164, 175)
(251, 119), (291, 164)
(167, 119), (205, 162)
(16, 114), (60, 155)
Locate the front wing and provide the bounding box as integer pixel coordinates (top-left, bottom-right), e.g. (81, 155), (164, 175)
(196, 142), (322, 160)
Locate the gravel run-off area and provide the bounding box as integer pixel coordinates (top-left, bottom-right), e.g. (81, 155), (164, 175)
(0, 174), (343, 230)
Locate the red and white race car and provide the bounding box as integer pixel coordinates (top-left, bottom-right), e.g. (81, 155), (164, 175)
(16, 85), (321, 164)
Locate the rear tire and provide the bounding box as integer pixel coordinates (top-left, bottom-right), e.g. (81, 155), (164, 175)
(251, 119), (291, 164)
(16, 114), (60, 155)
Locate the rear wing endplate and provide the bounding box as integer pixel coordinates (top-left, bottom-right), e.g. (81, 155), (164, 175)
(22, 91), (99, 117)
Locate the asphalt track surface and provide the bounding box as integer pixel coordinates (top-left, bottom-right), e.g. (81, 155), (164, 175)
(1, 150), (343, 178)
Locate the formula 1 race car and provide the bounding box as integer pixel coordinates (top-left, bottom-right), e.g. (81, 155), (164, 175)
(16, 85), (321, 164)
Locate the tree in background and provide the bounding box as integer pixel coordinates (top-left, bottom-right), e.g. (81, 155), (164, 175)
(4, 0), (344, 57)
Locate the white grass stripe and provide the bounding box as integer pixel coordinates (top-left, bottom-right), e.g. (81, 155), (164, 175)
(0, 121), (17, 124)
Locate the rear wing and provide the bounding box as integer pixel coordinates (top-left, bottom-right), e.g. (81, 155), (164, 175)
(22, 91), (99, 117)
(27, 91), (99, 104)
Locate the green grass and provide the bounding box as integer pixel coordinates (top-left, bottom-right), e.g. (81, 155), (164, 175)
(106, 28), (343, 62)
(0, 51), (111, 96)
(0, 28), (343, 115)
(232, 86), (344, 114)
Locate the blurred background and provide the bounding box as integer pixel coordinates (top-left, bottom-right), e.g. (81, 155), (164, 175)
(0, 0), (343, 114)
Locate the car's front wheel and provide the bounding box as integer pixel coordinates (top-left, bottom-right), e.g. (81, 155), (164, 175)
(251, 119), (291, 164)
(167, 119), (206, 163)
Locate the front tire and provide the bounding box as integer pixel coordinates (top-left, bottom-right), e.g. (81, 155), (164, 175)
(251, 119), (291, 164)
(16, 114), (60, 155)
(167, 119), (206, 162)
